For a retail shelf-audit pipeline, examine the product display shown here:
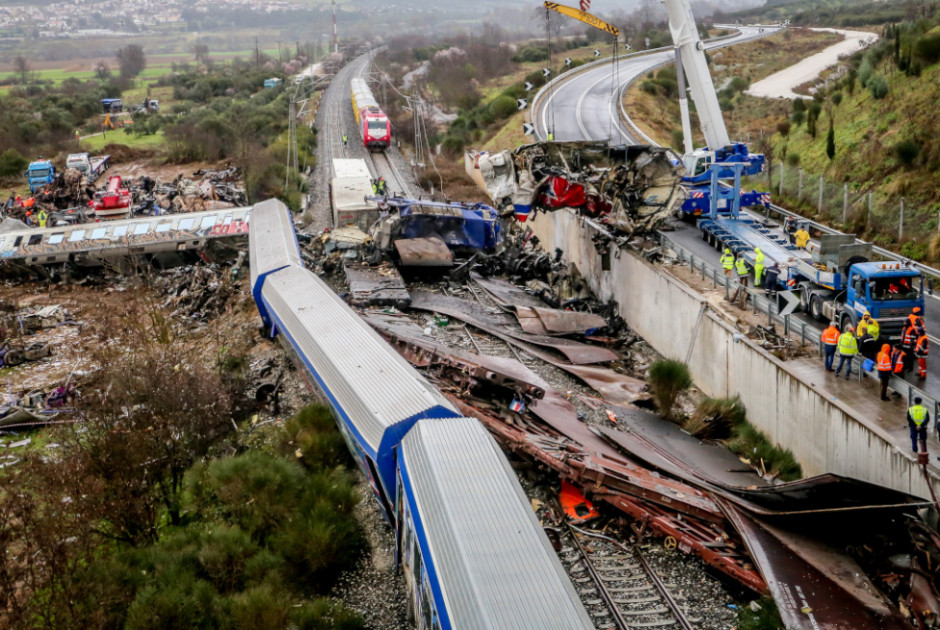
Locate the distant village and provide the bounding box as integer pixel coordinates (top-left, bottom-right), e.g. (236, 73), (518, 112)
(0, 0), (312, 38)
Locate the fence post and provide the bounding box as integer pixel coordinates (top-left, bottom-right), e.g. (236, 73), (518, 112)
(843, 183), (848, 224)
(899, 197), (905, 240)
(818, 174), (823, 213)
(779, 161), (784, 196)
(798, 167), (803, 200)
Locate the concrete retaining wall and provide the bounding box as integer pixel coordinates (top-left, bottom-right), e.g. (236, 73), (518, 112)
(528, 209), (939, 498)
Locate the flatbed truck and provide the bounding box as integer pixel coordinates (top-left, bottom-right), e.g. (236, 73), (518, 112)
(66, 153), (111, 185)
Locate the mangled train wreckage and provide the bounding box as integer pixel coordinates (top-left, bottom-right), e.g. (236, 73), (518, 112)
(467, 141), (685, 234)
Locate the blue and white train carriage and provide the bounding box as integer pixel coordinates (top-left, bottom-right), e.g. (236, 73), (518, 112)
(249, 199), (593, 629)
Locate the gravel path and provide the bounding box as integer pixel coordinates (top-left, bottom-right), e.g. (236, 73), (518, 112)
(746, 27), (880, 100)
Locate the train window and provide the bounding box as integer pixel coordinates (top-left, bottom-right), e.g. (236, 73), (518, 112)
(156, 222), (172, 233)
(420, 574), (433, 628)
(134, 223), (150, 235)
(13, 236), (22, 247)
(178, 218), (195, 231)
(200, 216), (217, 230)
(112, 225), (128, 237)
(222, 214), (233, 225)
(91, 227), (107, 239)
(27, 235), (42, 245)
(68, 230), (85, 242)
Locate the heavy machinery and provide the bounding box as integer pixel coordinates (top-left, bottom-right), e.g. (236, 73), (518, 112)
(25, 159), (55, 193)
(89, 175), (131, 220)
(66, 152), (111, 185)
(102, 113), (132, 130)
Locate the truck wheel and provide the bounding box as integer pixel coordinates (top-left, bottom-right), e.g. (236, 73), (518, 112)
(841, 314), (855, 333)
(809, 295), (824, 321)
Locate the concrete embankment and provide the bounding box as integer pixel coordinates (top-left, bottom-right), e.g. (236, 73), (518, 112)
(528, 209), (939, 499)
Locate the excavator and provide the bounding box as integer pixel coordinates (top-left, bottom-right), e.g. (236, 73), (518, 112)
(102, 113), (133, 131)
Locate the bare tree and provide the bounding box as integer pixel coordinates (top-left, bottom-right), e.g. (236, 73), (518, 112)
(12, 55), (30, 84)
(192, 43), (210, 64)
(116, 44), (146, 78)
(93, 61), (111, 81)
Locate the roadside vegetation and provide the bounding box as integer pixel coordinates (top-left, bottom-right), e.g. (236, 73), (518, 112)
(0, 43), (316, 206)
(0, 295), (365, 629)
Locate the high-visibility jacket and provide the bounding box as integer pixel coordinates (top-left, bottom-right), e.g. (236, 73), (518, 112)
(720, 251), (734, 270)
(735, 258), (749, 276)
(795, 229), (810, 248)
(821, 326), (839, 345)
(892, 348), (906, 373)
(877, 347), (893, 372)
(837, 331), (858, 356)
(903, 325), (918, 346)
(908, 314), (925, 336)
(867, 319), (880, 341)
(916, 335), (929, 358)
(909, 404), (928, 426)
(37, 210), (47, 228)
(754, 249), (765, 269)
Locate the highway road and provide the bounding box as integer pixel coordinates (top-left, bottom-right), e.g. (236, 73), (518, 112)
(534, 24), (940, 405)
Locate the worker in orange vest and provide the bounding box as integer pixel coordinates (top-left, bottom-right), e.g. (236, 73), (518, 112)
(908, 307), (926, 338)
(915, 334), (929, 379)
(876, 344), (893, 401)
(902, 323), (918, 375)
(821, 321), (840, 372)
(892, 345), (907, 375)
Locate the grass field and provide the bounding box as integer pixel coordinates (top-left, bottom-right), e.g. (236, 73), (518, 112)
(80, 129), (166, 152)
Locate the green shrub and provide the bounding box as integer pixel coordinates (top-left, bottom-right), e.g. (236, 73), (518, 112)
(489, 95), (518, 120)
(727, 422), (802, 481)
(226, 583), (291, 630)
(290, 598), (366, 630)
(511, 47), (549, 63)
(198, 526), (260, 594)
(895, 139), (921, 166)
(730, 76), (749, 92)
(868, 75), (888, 99)
(647, 359), (692, 420)
(914, 33), (940, 65)
(685, 396), (746, 440)
(0, 148), (28, 179)
(831, 91), (843, 106)
(281, 404), (351, 472)
(124, 574), (221, 630)
(441, 135), (465, 156)
(641, 80), (659, 95)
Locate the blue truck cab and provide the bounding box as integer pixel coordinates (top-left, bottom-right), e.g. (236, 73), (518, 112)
(840, 263), (923, 339)
(25, 159), (55, 193)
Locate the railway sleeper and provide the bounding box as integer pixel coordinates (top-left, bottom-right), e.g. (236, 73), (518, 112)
(619, 606), (671, 617)
(626, 619), (678, 628)
(613, 594), (663, 605)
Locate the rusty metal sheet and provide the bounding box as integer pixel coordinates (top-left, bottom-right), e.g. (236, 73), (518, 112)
(410, 290), (617, 365)
(720, 500), (911, 630)
(394, 237), (454, 267)
(471, 273), (546, 310)
(515, 305), (607, 336)
(343, 262), (411, 308)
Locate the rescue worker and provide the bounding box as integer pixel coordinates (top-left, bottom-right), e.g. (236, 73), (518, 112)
(342, 133), (348, 148)
(794, 225), (810, 249)
(892, 344), (907, 376)
(821, 321), (840, 372)
(902, 322), (918, 374)
(834, 325), (858, 379)
(735, 255), (750, 287)
(547, 131), (554, 142)
(371, 179), (378, 194)
(720, 248), (734, 278)
(858, 328), (876, 362)
(916, 333), (929, 379)
(907, 396), (930, 454)
(876, 344), (893, 400)
(867, 314), (880, 342)
(908, 307), (926, 338)
(753, 247), (765, 287)
(24, 210), (32, 227)
(784, 216), (796, 243)
(764, 263), (780, 298)
(37, 208), (47, 228)
(24, 196), (34, 209)
(377, 177), (387, 195)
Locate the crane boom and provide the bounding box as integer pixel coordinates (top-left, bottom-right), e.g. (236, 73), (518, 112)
(663, 0), (730, 150)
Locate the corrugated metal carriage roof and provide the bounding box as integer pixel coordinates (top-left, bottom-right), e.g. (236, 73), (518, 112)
(261, 266), (458, 455)
(399, 418), (594, 629)
(249, 199), (302, 290)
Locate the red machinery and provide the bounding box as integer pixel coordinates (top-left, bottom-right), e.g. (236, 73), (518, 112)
(89, 175), (131, 220)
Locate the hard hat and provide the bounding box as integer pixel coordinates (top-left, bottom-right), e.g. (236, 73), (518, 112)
(25, 211), (31, 216)
(863, 313), (870, 320)
(913, 307), (922, 314)
(724, 248), (730, 254)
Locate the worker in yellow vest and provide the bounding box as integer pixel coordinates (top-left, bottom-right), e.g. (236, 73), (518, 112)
(720, 248), (734, 277)
(37, 209), (48, 228)
(734, 256), (750, 287)
(907, 397), (930, 454)
(834, 325), (857, 379)
(753, 248), (765, 287)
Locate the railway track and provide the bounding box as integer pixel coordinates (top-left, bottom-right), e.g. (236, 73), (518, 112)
(557, 524), (697, 630)
(363, 149), (410, 197)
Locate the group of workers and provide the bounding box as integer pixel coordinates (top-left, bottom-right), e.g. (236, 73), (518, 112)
(3, 194), (48, 227)
(371, 177), (388, 196)
(820, 308), (928, 400)
(784, 217), (811, 249)
(721, 246), (780, 289)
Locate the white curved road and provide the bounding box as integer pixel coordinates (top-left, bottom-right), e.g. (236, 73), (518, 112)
(534, 26), (777, 144)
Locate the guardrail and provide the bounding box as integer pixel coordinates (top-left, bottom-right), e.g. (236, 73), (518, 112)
(659, 230), (940, 424)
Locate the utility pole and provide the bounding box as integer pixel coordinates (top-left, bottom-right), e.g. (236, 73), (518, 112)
(332, 0), (338, 54)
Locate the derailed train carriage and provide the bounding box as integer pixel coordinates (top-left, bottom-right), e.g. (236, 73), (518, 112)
(249, 198), (593, 629)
